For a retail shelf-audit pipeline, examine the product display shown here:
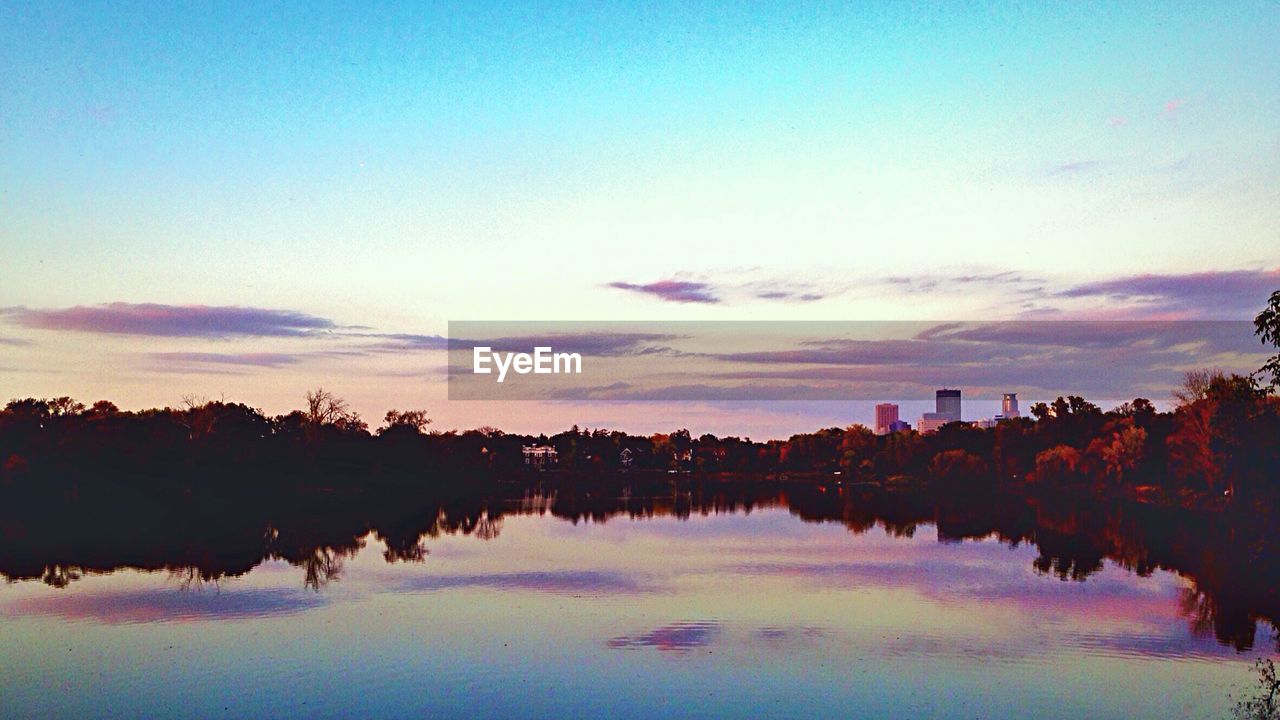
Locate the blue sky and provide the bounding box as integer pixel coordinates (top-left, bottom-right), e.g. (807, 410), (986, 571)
(2, 1), (1278, 434)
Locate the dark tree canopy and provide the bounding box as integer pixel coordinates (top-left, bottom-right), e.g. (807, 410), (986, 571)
(1256, 289), (1280, 391)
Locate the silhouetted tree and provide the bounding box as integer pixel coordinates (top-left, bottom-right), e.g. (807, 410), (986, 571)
(304, 388), (367, 438)
(85, 400), (120, 418)
(1256, 289), (1280, 392)
(380, 409), (432, 436)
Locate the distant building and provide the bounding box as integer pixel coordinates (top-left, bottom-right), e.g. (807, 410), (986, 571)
(874, 403), (900, 435)
(919, 388), (963, 434)
(887, 419), (911, 433)
(918, 412), (952, 434)
(971, 419), (998, 429)
(620, 447), (635, 467)
(1002, 393), (1020, 418)
(936, 389), (962, 422)
(523, 444), (558, 469)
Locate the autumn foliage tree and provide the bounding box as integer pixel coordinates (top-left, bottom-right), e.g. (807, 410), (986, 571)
(1084, 418), (1147, 485)
(928, 449), (989, 487)
(1030, 445), (1082, 485)
(1168, 371), (1280, 501)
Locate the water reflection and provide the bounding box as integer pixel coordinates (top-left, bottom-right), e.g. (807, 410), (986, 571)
(608, 622), (722, 652)
(398, 569), (647, 594)
(1, 476), (1278, 654)
(8, 586), (326, 624)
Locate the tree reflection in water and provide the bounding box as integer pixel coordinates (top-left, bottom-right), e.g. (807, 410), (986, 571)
(2, 473), (1278, 652)
(1233, 658), (1280, 720)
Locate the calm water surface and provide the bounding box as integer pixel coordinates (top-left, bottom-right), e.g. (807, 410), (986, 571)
(0, 498), (1268, 719)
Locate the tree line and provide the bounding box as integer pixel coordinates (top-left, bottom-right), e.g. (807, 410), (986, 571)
(1, 372), (1276, 509)
(2, 290), (1278, 512)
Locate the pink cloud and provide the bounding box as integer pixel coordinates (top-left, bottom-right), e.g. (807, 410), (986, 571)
(1164, 98), (1184, 114)
(2, 303), (335, 338)
(606, 279), (719, 304)
(1108, 116), (1128, 127)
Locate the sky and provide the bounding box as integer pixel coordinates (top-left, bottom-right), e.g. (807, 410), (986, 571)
(1, 1), (1278, 437)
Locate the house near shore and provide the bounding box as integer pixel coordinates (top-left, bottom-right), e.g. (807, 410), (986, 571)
(522, 444), (558, 470)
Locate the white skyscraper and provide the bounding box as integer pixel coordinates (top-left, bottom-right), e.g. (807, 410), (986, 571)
(1002, 393), (1020, 418)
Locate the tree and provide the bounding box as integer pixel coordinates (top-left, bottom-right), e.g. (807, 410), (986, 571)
(4, 398), (50, 419)
(1256, 289), (1280, 392)
(1167, 372), (1271, 498)
(840, 425), (877, 476)
(1113, 398), (1155, 419)
(46, 397), (85, 417)
(1167, 395), (1220, 491)
(1030, 402), (1052, 422)
(928, 449), (988, 486)
(1030, 445), (1082, 485)
(1174, 369), (1223, 407)
(303, 388), (366, 436)
(380, 409), (432, 435)
(85, 400), (120, 418)
(1084, 419), (1147, 485)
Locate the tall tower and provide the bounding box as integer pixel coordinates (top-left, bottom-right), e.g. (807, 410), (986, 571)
(874, 403), (899, 435)
(1002, 393), (1020, 418)
(936, 389), (961, 422)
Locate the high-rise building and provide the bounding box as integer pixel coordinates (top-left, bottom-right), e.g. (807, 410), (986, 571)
(936, 389), (961, 422)
(919, 389), (963, 434)
(1002, 393), (1020, 418)
(874, 403), (900, 435)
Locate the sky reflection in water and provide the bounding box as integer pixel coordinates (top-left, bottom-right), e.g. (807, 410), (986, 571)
(0, 508), (1269, 719)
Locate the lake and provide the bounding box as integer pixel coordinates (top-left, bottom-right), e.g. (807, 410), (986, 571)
(0, 484), (1273, 719)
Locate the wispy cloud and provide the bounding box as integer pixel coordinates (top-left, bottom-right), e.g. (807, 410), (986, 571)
(748, 280), (830, 303)
(1058, 269), (1280, 317)
(3, 303), (336, 338)
(606, 279), (720, 304)
(914, 320), (1250, 351)
(882, 270), (1045, 296)
(1051, 160), (1102, 175)
(605, 269), (1047, 307)
(348, 332), (449, 351)
(754, 290), (827, 302)
(150, 352), (308, 368)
